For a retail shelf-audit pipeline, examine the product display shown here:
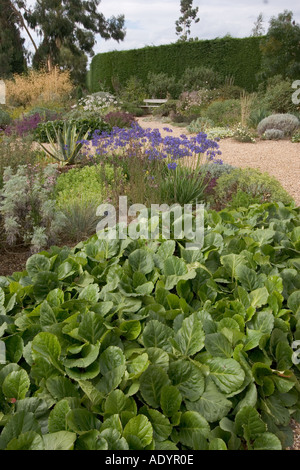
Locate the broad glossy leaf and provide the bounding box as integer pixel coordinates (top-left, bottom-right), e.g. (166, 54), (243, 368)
(123, 415), (153, 448)
(178, 411), (210, 448)
(2, 369), (30, 401)
(128, 249), (155, 275)
(208, 358), (245, 395)
(66, 408), (101, 434)
(160, 385), (182, 417)
(31, 332), (62, 371)
(253, 432), (282, 450)
(26, 255), (51, 279)
(0, 411), (41, 450)
(234, 406), (266, 439)
(43, 431), (77, 450)
(143, 320), (174, 353)
(78, 312), (105, 344)
(141, 408), (172, 442)
(75, 430), (108, 450)
(97, 346), (126, 395)
(140, 365), (170, 408)
(6, 431), (44, 450)
(171, 313), (205, 356)
(249, 287), (269, 308)
(48, 399), (71, 432)
(185, 378), (232, 423)
(78, 284), (100, 303)
(205, 333), (233, 358)
(169, 359), (205, 402)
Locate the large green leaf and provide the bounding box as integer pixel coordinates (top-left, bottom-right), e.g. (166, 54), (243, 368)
(31, 332), (63, 372)
(178, 411), (210, 449)
(2, 370), (30, 401)
(169, 359), (205, 401)
(43, 431), (77, 450)
(142, 320), (174, 353)
(234, 406), (266, 440)
(185, 378), (232, 423)
(208, 358), (245, 395)
(205, 333), (233, 358)
(128, 249), (155, 275)
(171, 313), (205, 356)
(97, 346), (126, 395)
(160, 385), (182, 417)
(123, 415), (153, 448)
(140, 365), (170, 408)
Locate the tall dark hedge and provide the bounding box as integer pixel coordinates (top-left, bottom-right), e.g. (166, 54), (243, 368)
(90, 36), (263, 93)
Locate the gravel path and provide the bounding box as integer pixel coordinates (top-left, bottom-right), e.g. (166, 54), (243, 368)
(137, 117), (300, 206)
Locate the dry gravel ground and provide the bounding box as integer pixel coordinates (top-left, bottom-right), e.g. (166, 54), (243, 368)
(136, 117), (300, 206)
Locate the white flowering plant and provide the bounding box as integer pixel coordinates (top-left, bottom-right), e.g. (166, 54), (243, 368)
(72, 92), (121, 117)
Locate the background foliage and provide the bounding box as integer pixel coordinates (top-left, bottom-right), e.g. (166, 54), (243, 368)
(90, 37), (263, 94)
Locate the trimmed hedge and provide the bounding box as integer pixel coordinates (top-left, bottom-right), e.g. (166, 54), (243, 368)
(90, 37), (263, 93)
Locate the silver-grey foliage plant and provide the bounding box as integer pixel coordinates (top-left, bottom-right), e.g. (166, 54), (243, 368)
(257, 113), (299, 136)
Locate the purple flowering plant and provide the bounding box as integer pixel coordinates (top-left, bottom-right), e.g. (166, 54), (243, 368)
(5, 112), (60, 137)
(76, 122), (223, 206)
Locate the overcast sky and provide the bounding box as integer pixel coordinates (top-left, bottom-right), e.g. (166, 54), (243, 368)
(94, 0), (300, 54)
(23, 0), (300, 59)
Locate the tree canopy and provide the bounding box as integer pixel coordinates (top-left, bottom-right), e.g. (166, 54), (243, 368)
(175, 0), (200, 42)
(0, 0), (27, 78)
(260, 10), (300, 80)
(12, 0), (126, 83)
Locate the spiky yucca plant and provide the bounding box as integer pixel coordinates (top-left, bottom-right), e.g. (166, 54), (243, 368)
(40, 121), (91, 165)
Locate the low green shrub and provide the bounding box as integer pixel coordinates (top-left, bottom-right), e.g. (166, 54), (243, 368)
(55, 164), (118, 209)
(103, 111), (136, 128)
(0, 108), (12, 129)
(179, 66), (223, 91)
(204, 99), (241, 127)
(262, 77), (299, 114)
(215, 84), (244, 100)
(205, 127), (234, 140)
(292, 131), (300, 143)
(0, 135), (43, 188)
(152, 100), (178, 118)
(187, 117), (215, 134)
(257, 114), (299, 137)
(248, 107), (271, 128)
(147, 72), (180, 99)
(118, 76), (147, 105)
(213, 167), (293, 210)
(159, 163), (207, 205)
(233, 124), (256, 143)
